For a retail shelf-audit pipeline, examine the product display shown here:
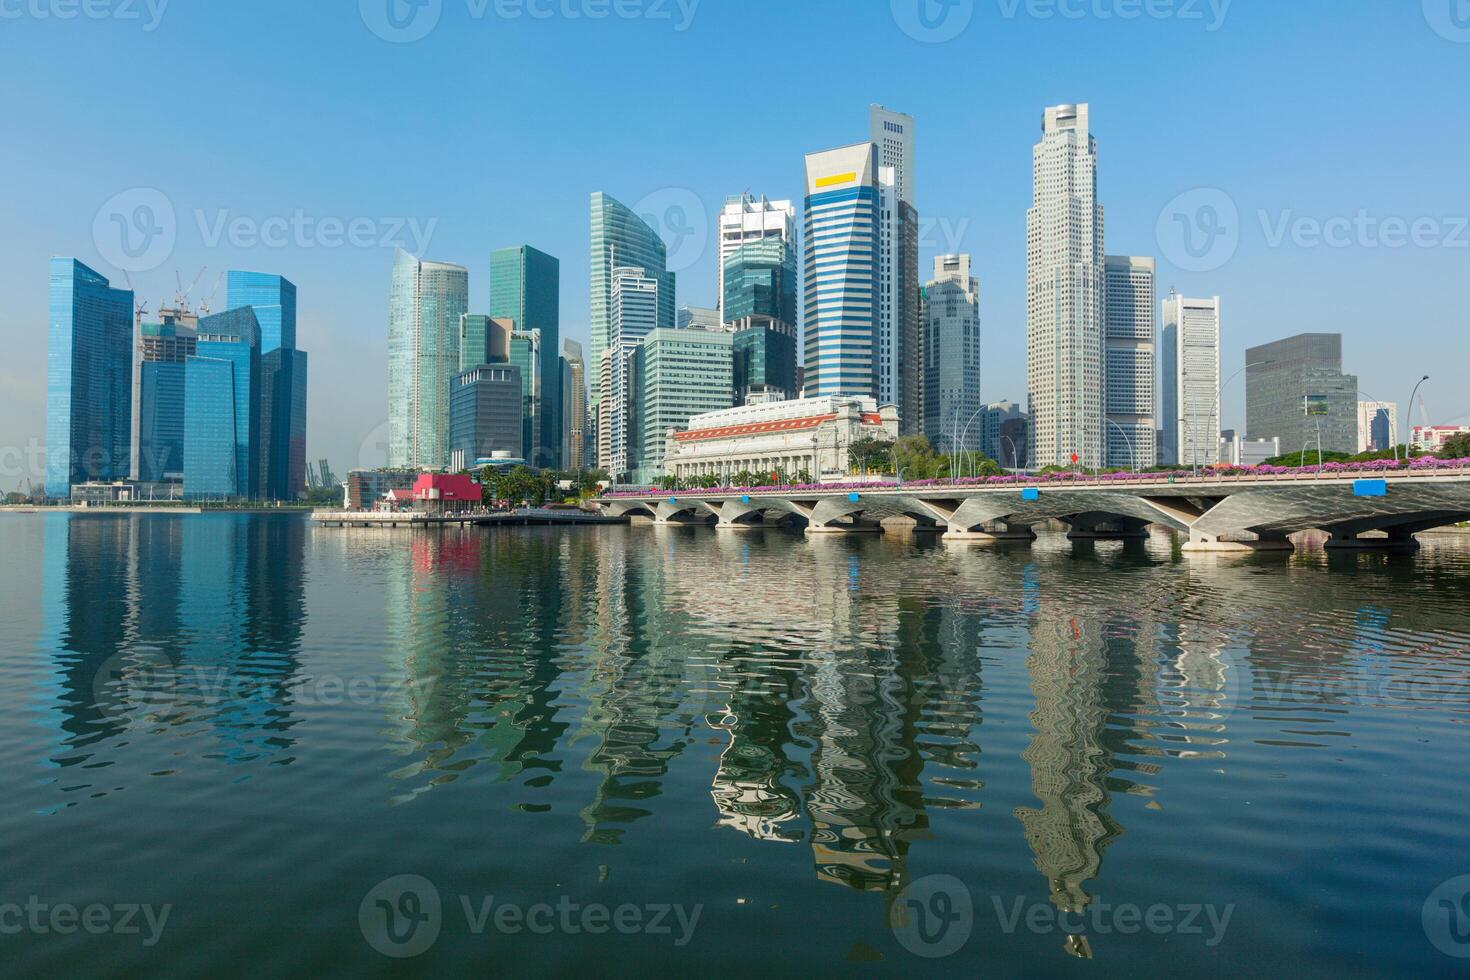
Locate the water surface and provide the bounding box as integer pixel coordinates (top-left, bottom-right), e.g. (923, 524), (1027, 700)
(2, 513), (1468, 976)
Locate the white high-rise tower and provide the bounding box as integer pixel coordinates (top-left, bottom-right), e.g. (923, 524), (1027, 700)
(1027, 104), (1105, 469)
(1160, 292), (1221, 468)
(871, 105), (921, 434)
(1104, 255), (1157, 469)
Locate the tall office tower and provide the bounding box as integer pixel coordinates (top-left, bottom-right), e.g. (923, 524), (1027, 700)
(1246, 333), (1359, 455)
(185, 308), (261, 499)
(980, 401), (1025, 468)
(1027, 104), (1105, 469)
(598, 266), (660, 478)
(388, 249), (469, 469)
(449, 363), (524, 469)
(459, 314), (511, 372)
(562, 339), (587, 469)
(1357, 401), (1399, 453)
(871, 105), (921, 433)
(490, 246), (561, 467)
(132, 311), (197, 483)
(803, 142), (880, 399)
(228, 272), (306, 500)
(922, 254), (981, 451)
(633, 328), (734, 480)
(725, 236), (799, 403)
(589, 193), (675, 418)
(716, 193), (796, 318)
(1103, 256), (1157, 469)
(677, 305), (724, 332)
(45, 258), (134, 497)
(1160, 293), (1221, 467)
(508, 330), (541, 464)
(226, 271), (296, 353)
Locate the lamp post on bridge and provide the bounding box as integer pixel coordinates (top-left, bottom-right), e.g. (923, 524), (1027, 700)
(1105, 418), (1138, 473)
(1407, 375), (1430, 457)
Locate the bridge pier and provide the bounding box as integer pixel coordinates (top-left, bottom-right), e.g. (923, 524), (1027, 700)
(1324, 529), (1421, 552)
(804, 520), (884, 536)
(944, 521), (1036, 543)
(1182, 531), (1294, 553)
(1066, 515), (1151, 541)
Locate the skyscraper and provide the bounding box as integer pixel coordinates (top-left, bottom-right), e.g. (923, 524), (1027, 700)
(388, 249), (469, 469)
(598, 265), (660, 478)
(508, 330), (541, 464)
(871, 105), (920, 434)
(1027, 104), (1105, 469)
(459, 314), (511, 372)
(449, 364), (523, 469)
(716, 193), (795, 318)
(185, 307), (261, 498)
(633, 327), (734, 480)
(132, 311), (197, 484)
(922, 254), (981, 452)
(589, 192), (675, 417)
(803, 142), (880, 399)
(723, 237), (798, 329)
(1103, 256), (1157, 469)
(1246, 333), (1358, 455)
(228, 271), (306, 500)
(1160, 293), (1220, 467)
(226, 271), (296, 353)
(45, 258), (133, 497)
(562, 339), (588, 469)
(490, 246), (561, 467)
(1357, 401), (1398, 453)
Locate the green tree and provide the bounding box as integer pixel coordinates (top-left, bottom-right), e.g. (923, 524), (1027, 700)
(1442, 433), (1470, 459)
(848, 436), (896, 475)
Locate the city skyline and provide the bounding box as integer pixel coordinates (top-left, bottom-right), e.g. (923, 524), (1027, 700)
(6, 2), (1469, 477)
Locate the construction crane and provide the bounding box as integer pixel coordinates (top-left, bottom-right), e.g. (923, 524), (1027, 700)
(196, 271), (225, 316)
(133, 298), (150, 329)
(173, 267), (206, 313)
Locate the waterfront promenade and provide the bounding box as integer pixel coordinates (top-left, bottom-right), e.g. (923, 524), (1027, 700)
(312, 507), (627, 528)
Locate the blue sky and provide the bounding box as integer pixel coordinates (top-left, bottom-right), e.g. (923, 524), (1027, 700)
(3, 0), (1467, 479)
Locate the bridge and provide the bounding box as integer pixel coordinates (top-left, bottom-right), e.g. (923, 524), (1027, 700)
(596, 466), (1470, 553)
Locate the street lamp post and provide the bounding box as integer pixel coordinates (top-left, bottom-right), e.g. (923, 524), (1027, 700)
(1202, 359), (1274, 475)
(1407, 375), (1430, 457)
(1105, 418), (1138, 472)
(1357, 389), (1400, 464)
(1001, 435), (1020, 473)
(957, 405), (988, 480)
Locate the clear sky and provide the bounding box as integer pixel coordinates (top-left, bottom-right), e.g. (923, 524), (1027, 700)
(3, 0), (1467, 480)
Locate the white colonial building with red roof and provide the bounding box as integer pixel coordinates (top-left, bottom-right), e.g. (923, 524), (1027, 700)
(663, 396), (900, 483)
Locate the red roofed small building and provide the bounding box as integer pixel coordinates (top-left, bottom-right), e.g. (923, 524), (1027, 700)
(663, 396), (899, 483)
(410, 473), (482, 513)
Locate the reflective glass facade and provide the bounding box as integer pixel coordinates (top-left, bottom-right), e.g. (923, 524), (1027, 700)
(388, 250), (469, 468)
(733, 324), (797, 404)
(185, 308), (260, 499)
(490, 246), (561, 467)
(722, 238), (797, 327)
(45, 258), (133, 496)
(139, 361), (186, 482)
(226, 271), (296, 353)
(632, 328), (733, 479)
(589, 193), (675, 412)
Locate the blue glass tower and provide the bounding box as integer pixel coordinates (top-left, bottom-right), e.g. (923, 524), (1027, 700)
(803, 144), (880, 398)
(490, 246), (561, 468)
(185, 308), (260, 499)
(226, 271), (307, 500)
(138, 361), (187, 482)
(45, 258), (134, 497)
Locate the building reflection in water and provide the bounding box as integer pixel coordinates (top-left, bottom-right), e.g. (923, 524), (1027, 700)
(38, 513), (306, 805)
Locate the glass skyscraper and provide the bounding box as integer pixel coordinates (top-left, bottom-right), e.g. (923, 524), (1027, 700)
(589, 192), (675, 417)
(227, 271), (307, 500)
(508, 331), (541, 464)
(185, 308), (261, 499)
(45, 258), (134, 497)
(722, 237), (797, 328)
(226, 271), (297, 353)
(803, 143), (880, 398)
(490, 246), (561, 468)
(388, 249), (469, 468)
(633, 328), (734, 481)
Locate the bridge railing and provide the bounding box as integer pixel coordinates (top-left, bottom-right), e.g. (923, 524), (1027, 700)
(600, 459), (1470, 499)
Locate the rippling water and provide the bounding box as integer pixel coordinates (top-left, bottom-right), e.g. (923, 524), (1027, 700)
(2, 512), (1469, 976)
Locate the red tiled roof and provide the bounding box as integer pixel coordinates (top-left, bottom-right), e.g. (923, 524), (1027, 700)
(674, 413), (838, 442)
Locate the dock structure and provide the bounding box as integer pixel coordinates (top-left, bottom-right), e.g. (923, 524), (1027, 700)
(312, 507), (627, 528)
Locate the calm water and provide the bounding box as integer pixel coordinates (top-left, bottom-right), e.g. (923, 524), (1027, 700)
(2, 513), (1469, 977)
